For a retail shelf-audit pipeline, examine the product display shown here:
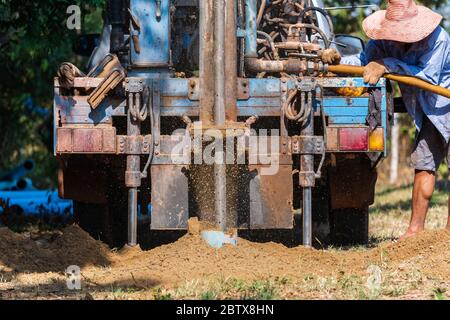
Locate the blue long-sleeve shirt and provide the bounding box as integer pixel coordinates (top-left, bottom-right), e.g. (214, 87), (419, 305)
(342, 26), (450, 142)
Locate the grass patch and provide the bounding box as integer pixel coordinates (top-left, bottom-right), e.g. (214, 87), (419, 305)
(369, 183), (448, 240)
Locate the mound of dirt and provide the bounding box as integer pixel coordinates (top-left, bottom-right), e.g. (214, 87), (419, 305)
(87, 229), (450, 288)
(372, 229), (450, 278)
(1, 225), (449, 288)
(377, 230), (450, 260)
(0, 225), (111, 273)
(50, 225), (111, 268)
(0, 227), (57, 273)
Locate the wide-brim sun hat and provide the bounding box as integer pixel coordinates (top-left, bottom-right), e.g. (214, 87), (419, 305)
(362, 0), (443, 43)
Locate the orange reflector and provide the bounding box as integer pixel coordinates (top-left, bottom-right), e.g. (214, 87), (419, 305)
(369, 128), (385, 151)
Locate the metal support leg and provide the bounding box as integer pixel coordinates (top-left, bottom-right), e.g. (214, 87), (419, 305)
(303, 187), (312, 247)
(128, 188), (138, 246)
(299, 88), (315, 247)
(125, 89), (142, 246)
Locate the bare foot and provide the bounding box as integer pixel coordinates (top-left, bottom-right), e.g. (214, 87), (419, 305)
(398, 228), (423, 241)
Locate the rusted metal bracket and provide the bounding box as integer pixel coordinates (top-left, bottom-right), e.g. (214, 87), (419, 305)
(291, 136), (324, 155)
(296, 77), (316, 92)
(88, 69), (125, 109)
(116, 135), (152, 154)
(87, 54), (126, 109)
(124, 77), (145, 93)
(56, 127), (116, 154)
(299, 171), (316, 188)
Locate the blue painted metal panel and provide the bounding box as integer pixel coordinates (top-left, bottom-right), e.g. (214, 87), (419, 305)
(131, 0), (170, 67)
(249, 78), (280, 97)
(322, 98), (370, 108)
(58, 97), (125, 125)
(328, 117), (369, 124)
(324, 107), (369, 116)
(161, 98), (197, 108)
(160, 107), (199, 116)
(160, 79), (189, 96)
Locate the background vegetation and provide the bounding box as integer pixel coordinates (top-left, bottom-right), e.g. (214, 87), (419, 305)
(0, 0), (104, 187)
(0, 0), (449, 187)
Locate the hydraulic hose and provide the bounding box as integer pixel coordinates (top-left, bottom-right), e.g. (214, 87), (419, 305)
(256, 0), (266, 28)
(328, 64), (450, 99)
(298, 6), (334, 37)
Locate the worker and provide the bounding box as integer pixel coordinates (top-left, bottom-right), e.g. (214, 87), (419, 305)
(322, 0), (450, 239)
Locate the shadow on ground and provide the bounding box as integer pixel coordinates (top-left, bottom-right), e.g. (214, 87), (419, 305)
(0, 276), (161, 300)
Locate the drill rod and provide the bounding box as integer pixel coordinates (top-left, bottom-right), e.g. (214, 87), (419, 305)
(214, 0), (227, 231)
(301, 90), (315, 248)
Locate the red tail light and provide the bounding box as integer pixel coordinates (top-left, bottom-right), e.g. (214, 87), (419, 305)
(339, 128), (368, 151)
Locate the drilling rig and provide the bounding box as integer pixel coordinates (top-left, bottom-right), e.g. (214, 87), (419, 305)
(54, 0), (391, 247)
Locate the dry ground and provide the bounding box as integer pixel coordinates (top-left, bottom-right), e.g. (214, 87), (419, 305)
(0, 182), (449, 300)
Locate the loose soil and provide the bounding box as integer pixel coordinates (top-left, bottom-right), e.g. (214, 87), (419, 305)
(1, 224), (449, 299)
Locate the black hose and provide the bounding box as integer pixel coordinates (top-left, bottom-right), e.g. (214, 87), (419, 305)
(298, 6), (334, 37)
(282, 23), (331, 49)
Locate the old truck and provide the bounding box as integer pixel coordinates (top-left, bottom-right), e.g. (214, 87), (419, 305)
(54, 0), (392, 247)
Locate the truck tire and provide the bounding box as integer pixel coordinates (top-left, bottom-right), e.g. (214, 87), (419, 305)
(73, 187), (128, 248)
(329, 207), (369, 246)
(73, 201), (112, 245)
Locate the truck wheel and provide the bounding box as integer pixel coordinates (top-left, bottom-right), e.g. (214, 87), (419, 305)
(73, 201), (112, 245)
(73, 188), (128, 248)
(329, 207), (369, 246)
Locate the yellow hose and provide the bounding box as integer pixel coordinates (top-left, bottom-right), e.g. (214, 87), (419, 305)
(328, 64), (450, 99)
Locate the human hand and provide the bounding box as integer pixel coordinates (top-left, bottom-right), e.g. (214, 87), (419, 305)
(363, 61), (387, 85)
(320, 48), (341, 65)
